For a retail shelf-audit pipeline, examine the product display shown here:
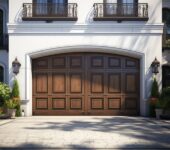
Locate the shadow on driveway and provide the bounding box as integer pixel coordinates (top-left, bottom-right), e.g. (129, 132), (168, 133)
(0, 117), (170, 149)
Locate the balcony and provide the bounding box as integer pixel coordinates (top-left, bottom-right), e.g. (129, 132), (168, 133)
(22, 3), (78, 21)
(93, 3), (148, 22)
(0, 34), (8, 50)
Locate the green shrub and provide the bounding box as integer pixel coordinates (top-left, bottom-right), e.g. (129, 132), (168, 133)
(11, 80), (21, 116)
(0, 82), (11, 106)
(151, 78), (159, 98)
(15, 103), (21, 116)
(11, 80), (20, 98)
(0, 107), (3, 115)
(5, 99), (17, 109)
(161, 87), (170, 98)
(149, 78), (160, 117)
(13, 97), (21, 117)
(149, 104), (156, 117)
(155, 98), (166, 109)
(160, 87), (170, 110)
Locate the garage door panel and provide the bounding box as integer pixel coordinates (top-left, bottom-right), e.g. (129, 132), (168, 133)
(125, 74), (138, 93)
(90, 98), (104, 110)
(125, 98), (138, 110)
(70, 98), (83, 110)
(90, 73), (104, 93)
(36, 73), (48, 93)
(36, 98), (48, 110)
(108, 98), (121, 110)
(108, 57), (121, 68)
(70, 56), (83, 68)
(90, 56), (104, 68)
(52, 56), (66, 68)
(108, 73), (121, 93)
(52, 98), (66, 110)
(33, 58), (48, 69)
(70, 73), (83, 93)
(125, 58), (139, 69)
(52, 73), (66, 93)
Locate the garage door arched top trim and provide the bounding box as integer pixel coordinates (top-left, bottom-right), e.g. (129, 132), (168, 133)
(27, 45), (144, 59)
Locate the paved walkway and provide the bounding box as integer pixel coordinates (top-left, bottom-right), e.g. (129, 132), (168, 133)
(0, 116), (170, 149)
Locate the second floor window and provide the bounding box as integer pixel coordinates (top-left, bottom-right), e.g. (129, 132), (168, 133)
(105, 0), (117, 16)
(122, 0), (135, 16)
(33, 0), (68, 16)
(104, 0), (137, 16)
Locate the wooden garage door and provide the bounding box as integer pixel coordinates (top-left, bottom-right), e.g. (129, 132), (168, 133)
(32, 53), (140, 115)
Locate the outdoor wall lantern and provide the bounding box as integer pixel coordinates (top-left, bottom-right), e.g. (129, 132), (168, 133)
(151, 57), (160, 75)
(12, 57), (21, 75)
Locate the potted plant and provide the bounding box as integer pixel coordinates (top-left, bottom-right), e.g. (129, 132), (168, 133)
(0, 82), (11, 114)
(155, 99), (166, 119)
(158, 87), (170, 119)
(0, 82), (11, 107)
(149, 78), (159, 117)
(150, 78), (159, 102)
(5, 99), (17, 118)
(11, 79), (21, 117)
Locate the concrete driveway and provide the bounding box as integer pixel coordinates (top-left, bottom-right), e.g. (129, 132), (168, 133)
(0, 116), (170, 149)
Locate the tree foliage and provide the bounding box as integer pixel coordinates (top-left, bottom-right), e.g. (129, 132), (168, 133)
(0, 82), (11, 106)
(11, 80), (20, 98)
(151, 78), (159, 98)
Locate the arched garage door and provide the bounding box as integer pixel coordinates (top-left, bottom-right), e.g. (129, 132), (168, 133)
(32, 53), (140, 115)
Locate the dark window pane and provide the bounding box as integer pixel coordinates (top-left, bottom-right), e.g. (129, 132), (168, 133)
(163, 66), (170, 88)
(0, 66), (4, 82)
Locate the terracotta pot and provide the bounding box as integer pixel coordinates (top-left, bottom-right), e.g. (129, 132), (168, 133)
(150, 97), (158, 105)
(7, 109), (16, 119)
(155, 109), (163, 119)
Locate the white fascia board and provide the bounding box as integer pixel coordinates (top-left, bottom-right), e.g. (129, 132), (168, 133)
(7, 23), (164, 34)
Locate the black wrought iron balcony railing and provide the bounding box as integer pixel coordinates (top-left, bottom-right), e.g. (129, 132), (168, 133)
(22, 3), (78, 21)
(0, 34), (8, 50)
(93, 3), (148, 21)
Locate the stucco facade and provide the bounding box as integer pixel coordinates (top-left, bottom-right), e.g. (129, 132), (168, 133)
(2, 0), (164, 116)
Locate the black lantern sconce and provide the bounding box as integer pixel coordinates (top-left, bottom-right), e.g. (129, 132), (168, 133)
(151, 58), (160, 75)
(12, 58), (21, 75)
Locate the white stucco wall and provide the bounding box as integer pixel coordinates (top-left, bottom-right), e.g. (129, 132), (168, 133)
(7, 0), (163, 116)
